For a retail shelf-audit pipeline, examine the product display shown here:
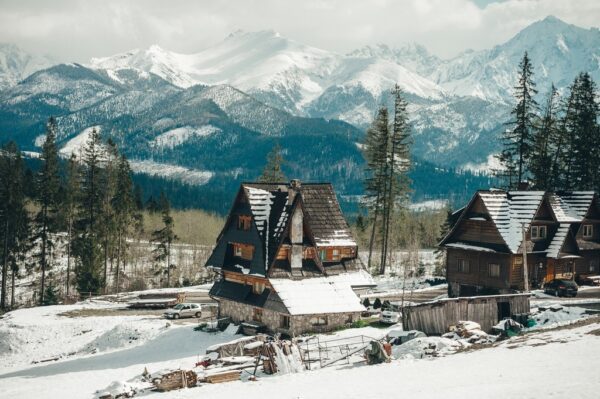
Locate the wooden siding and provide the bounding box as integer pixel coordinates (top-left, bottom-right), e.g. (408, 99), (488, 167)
(446, 248), (511, 290)
(454, 220), (505, 245)
(403, 294), (531, 334)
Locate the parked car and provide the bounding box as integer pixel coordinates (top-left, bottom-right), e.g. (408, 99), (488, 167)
(544, 279), (578, 297)
(163, 303), (202, 319)
(380, 302), (402, 324)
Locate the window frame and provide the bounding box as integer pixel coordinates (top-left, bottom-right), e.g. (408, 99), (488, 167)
(280, 314), (290, 329)
(488, 263), (501, 278)
(310, 316), (328, 326)
(457, 258), (469, 273)
(531, 226), (538, 239)
(237, 215), (252, 231)
(252, 308), (263, 322)
(539, 225), (547, 239)
(583, 224), (593, 238)
(232, 243), (254, 260)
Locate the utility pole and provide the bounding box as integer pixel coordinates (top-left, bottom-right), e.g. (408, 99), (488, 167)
(522, 223), (529, 292)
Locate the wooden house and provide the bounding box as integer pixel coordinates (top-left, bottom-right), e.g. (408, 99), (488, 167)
(440, 190), (599, 297)
(207, 180), (375, 336)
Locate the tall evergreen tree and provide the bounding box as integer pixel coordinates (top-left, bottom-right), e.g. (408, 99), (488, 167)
(531, 85), (559, 190)
(0, 142), (28, 310)
(570, 73), (599, 190)
(113, 154), (135, 293)
(34, 117), (62, 305)
(363, 107), (390, 271)
(100, 139), (119, 293)
(380, 85), (412, 274)
(74, 128), (104, 295)
(152, 192), (178, 287)
(63, 154), (78, 297)
(258, 143), (287, 183)
(498, 52), (538, 188)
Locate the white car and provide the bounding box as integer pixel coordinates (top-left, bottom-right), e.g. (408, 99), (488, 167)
(380, 309), (401, 324)
(163, 303), (202, 319)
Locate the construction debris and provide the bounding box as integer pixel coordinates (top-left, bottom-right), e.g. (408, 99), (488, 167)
(204, 370), (241, 384)
(446, 321), (495, 344)
(364, 340), (391, 365)
(151, 369), (197, 392)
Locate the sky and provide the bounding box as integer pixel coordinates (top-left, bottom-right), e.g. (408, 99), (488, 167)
(0, 0), (598, 62)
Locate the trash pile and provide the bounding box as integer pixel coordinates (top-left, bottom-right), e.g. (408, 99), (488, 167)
(391, 336), (467, 359)
(492, 319), (524, 338)
(443, 321), (497, 344)
(527, 304), (588, 329)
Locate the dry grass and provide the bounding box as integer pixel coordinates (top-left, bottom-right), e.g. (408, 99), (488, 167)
(141, 209), (224, 245)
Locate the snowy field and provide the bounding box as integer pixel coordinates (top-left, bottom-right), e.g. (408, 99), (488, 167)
(1, 297), (599, 398)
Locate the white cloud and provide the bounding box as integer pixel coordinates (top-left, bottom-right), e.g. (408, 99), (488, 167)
(0, 0), (597, 61)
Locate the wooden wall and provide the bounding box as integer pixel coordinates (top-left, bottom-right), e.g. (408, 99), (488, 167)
(403, 294), (531, 334)
(446, 248), (511, 290)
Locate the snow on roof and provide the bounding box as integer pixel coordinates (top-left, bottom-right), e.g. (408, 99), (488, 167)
(479, 191), (545, 253)
(546, 224), (570, 258)
(245, 186), (274, 233)
(549, 192), (595, 222)
(446, 242), (497, 253)
(269, 276), (366, 315)
(315, 229), (357, 247)
(325, 270), (376, 287)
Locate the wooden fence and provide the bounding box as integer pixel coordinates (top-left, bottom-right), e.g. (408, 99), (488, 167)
(402, 293), (531, 335)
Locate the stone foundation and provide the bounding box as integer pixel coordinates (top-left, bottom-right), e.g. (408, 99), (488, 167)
(217, 299), (360, 336)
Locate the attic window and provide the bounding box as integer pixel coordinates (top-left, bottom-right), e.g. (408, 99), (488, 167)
(457, 259), (469, 273)
(583, 224), (593, 238)
(531, 226), (546, 239)
(488, 263), (500, 278)
(238, 215), (252, 231)
(232, 243), (254, 260)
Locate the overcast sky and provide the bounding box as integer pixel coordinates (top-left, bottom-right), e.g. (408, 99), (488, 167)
(0, 0), (598, 62)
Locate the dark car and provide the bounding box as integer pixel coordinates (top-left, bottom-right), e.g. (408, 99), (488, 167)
(544, 279), (578, 297)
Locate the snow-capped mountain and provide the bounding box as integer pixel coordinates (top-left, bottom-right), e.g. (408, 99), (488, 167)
(0, 43), (53, 91)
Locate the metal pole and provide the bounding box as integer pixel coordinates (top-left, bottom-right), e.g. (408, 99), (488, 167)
(522, 223), (529, 292)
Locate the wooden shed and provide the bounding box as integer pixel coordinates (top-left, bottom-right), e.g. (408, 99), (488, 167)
(402, 293), (531, 335)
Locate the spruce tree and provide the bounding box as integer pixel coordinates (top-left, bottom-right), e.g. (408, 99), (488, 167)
(258, 143), (287, 183)
(63, 154), (78, 297)
(74, 128), (104, 296)
(380, 85), (412, 274)
(498, 52), (538, 188)
(34, 117), (62, 305)
(113, 154), (135, 293)
(0, 143), (28, 310)
(152, 192), (178, 287)
(433, 207), (452, 277)
(100, 139), (119, 293)
(363, 107), (389, 271)
(531, 85), (559, 190)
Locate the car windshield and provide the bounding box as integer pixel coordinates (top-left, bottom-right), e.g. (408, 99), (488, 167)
(173, 304), (185, 310)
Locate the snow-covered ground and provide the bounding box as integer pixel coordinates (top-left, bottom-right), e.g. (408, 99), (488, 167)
(1, 296), (598, 398)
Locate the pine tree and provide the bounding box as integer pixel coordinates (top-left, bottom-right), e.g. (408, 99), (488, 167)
(570, 73), (599, 190)
(498, 52), (538, 188)
(152, 192), (178, 287)
(113, 154), (135, 293)
(0, 142), (28, 310)
(63, 154), (78, 297)
(34, 117), (62, 305)
(258, 143), (286, 183)
(380, 85), (412, 274)
(530, 85), (559, 190)
(100, 140), (119, 293)
(74, 128), (104, 296)
(42, 280), (59, 306)
(363, 107), (390, 271)
(433, 207), (452, 277)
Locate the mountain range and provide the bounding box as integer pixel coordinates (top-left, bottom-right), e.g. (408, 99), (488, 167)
(0, 16), (598, 211)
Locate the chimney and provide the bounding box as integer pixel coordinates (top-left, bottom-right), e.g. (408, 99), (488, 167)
(287, 179), (301, 205)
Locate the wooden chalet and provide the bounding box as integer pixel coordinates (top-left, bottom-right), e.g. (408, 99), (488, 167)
(440, 190), (600, 297)
(207, 180), (375, 336)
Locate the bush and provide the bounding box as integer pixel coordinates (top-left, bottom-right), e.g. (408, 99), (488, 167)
(351, 319), (369, 328)
(42, 282), (59, 306)
(362, 298), (371, 308)
(373, 298), (382, 309)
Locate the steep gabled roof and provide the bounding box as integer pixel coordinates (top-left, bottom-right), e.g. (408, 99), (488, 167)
(478, 190), (545, 253)
(546, 224), (571, 258)
(549, 191), (595, 222)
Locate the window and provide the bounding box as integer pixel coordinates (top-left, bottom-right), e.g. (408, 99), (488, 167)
(280, 315), (290, 329)
(238, 215), (252, 230)
(252, 308), (263, 322)
(583, 224), (593, 238)
(232, 243), (254, 260)
(318, 248), (344, 262)
(531, 226), (546, 239)
(332, 249), (340, 261)
(310, 316), (328, 326)
(252, 281), (265, 295)
(488, 263), (501, 278)
(591, 261), (599, 273)
(457, 258), (469, 273)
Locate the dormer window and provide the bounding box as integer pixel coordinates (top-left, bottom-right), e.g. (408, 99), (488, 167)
(583, 224), (593, 238)
(531, 225), (546, 239)
(238, 215), (252, 231)
(232, 243), (254, 260)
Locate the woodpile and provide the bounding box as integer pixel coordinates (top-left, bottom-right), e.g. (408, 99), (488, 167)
(204, 370), (241, 384)
(261, 341), (304, 374)
(152, 370), (197, 392)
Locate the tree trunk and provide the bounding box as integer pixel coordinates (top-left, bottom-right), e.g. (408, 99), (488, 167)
(40, 207), (48, 306)
(103, 236), (109, 294)
(66, 219), (72, 297)
(1, 219), (9, 309)
(166, 240), (171, 288)
(367, 207), (379, 271)
(115, 231), (122, 294)
(10, 266), (15, 308)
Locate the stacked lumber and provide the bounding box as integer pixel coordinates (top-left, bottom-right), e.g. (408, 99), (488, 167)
(205, 370), (241, 384)
(152, 370), (197, 392)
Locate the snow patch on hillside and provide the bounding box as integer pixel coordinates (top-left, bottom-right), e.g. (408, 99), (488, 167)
(59, 126), (102, 157)
(129, 160), (213, 185)
(151, 125), (221, 148)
